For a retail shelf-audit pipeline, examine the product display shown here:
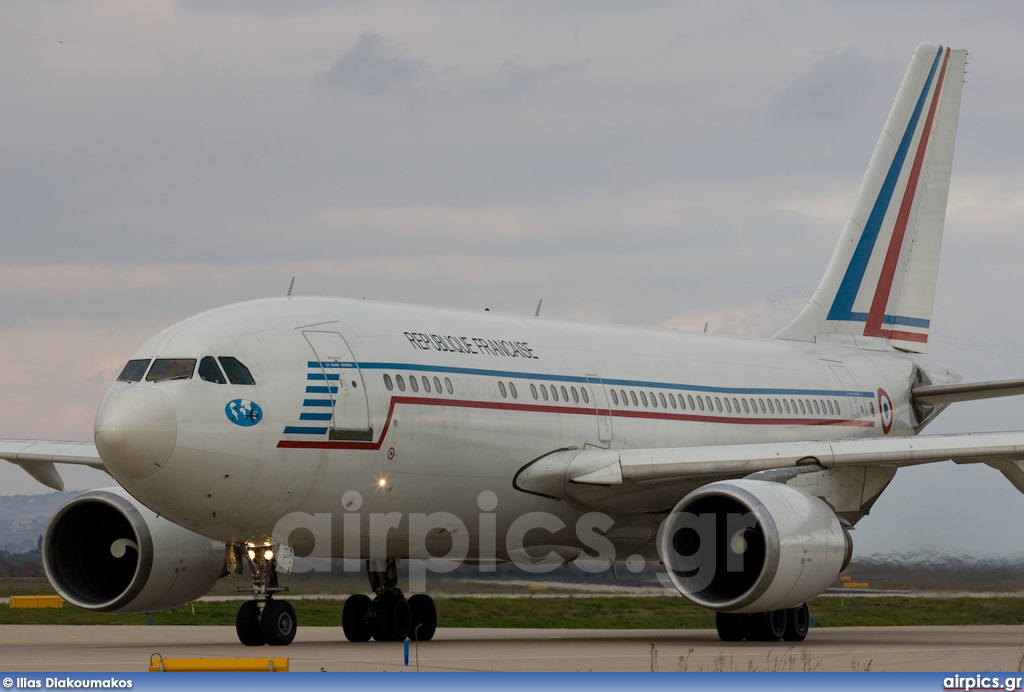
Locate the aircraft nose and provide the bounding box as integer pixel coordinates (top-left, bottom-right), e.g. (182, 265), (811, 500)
(94, 387), (177, 480)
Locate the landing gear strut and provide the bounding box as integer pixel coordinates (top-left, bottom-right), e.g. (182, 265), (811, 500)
(342, 559), (437, 642)
(715, 603), (810, 642)
(234, 543), (297, 647)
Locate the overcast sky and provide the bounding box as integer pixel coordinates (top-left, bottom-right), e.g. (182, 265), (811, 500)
(2, 1), (1024, 559)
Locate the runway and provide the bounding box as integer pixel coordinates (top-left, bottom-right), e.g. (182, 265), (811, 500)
(3, 625), (1024, 672)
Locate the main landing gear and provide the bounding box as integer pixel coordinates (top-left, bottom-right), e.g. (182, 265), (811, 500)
(342, 559), (437, 642)
(235, 545), (297, 647)
(715, 603), (810, 642)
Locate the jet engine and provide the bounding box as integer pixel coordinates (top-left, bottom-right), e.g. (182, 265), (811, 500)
(657, 479), (851, 613)
(43, 487), (226, 613)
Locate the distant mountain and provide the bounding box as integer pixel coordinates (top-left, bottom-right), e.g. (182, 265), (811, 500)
(0, 492), (81, 553)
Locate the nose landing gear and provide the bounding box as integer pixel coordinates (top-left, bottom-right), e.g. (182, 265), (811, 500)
(341, 559), (437, 642)
(233, 543), (297, 647)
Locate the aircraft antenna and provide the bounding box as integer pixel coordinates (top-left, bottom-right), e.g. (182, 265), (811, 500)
(287, 276), (296, 297)
(535, 299), (543, 317)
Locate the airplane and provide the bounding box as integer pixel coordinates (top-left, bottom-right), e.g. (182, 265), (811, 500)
(5, 42), (1024, 647)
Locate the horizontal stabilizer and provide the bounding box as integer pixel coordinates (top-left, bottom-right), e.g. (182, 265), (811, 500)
(912, 378), (1024, 405)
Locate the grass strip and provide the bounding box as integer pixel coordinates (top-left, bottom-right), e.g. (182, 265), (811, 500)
(5, 595), (1024, 629)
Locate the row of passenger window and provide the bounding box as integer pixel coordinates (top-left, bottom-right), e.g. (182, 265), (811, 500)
(383, 373), (454, 395)
(381, 372), (839, 418)
(608, 388), (840, 418)
(382, 373), (586, 404)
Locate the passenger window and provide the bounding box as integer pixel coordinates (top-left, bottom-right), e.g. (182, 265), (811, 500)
(531, 384), (538, 400)
(783, 399), (791, 414)
(766, 398), (774, 414)
(621, 390), (629, 406)
(611, 389), (619, 406)
(715, 397), (722, 412)
(146, 358), (196, 382)
(510, 382), (518, 399)
(669, 394), (676, 409)
(561, 386), (569, 402)
(742, 399), (749, 414)
(220, 357), (255, 385)
(814, 400), (821, 415)
(551, 385), (559, 402)
(397, 375), (406, 391)
(383, 374), (394, 391)
(630, 391), (639, 406)
(499, 381), (507, 398)
(758, 399), (766, 414)
(434, 376), (442, 393)
(697, 396), (705, 411)
(446, 377), (454, 394)
(117, 359), (150, 383)
(410, 376), (419, 392)
(639, 391), (648, 407)
(798, 400), (806, 415)
(571, 387), (579, 403)
(199, 357), (226, 384)
(687, 395), (695, 409)
(581, 388), (589, 404)
(541, 385), (549, 401)
(422, 376), (431, 393)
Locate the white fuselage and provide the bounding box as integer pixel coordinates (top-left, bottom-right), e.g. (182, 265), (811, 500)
(93, 296), (957, 564)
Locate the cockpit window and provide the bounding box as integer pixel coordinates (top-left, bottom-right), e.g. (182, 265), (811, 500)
(199, 356), (227, 384)
(146, 358), (197, 382)
(117, 359), (151, 383)
(220, 357), (255, 385)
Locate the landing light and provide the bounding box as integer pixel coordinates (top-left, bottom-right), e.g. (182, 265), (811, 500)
(264, 549), (274, 561)
(247, 549), (256, 561)
(378, 478), (387, 488)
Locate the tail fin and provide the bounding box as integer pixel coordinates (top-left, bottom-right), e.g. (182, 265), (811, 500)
(776, 43), (967, 353)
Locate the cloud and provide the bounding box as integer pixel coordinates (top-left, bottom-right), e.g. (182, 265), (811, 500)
(770, 49), (883, 124)
(470, 60), (577, 102)
(320, 32), (426, 95)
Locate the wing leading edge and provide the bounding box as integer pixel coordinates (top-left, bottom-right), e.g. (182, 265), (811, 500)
(516, 432), (1024, 512)
(0, 440), (106, 491)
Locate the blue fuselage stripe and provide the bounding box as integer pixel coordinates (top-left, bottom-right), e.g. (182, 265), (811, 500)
(357, 362), (873, 398)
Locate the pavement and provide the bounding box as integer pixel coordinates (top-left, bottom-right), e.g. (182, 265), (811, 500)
(3, 624), (1024, 672)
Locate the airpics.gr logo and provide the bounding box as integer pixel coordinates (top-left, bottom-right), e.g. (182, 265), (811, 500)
(226, 399), (263, 427)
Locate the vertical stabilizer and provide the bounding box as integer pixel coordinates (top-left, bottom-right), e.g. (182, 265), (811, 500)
(775, 44), (967, 353)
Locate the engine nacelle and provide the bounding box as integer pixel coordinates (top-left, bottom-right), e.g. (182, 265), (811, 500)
(43, 487), (226, 613)
(657, 479), (851, 613)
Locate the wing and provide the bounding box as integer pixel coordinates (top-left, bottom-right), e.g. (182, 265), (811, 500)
(0, 439), (107, 491)
(514, 432), (1024, 514)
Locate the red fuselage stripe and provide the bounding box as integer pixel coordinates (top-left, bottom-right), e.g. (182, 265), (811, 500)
(276, 395), (875, 450)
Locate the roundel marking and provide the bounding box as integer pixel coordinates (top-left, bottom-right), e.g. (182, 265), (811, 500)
(877, 388), (893, 435)
(226, 399), (263, 427)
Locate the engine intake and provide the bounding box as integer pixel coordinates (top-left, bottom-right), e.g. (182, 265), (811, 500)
(43, 487), (225, 613)
(657, 479), (851, 613)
